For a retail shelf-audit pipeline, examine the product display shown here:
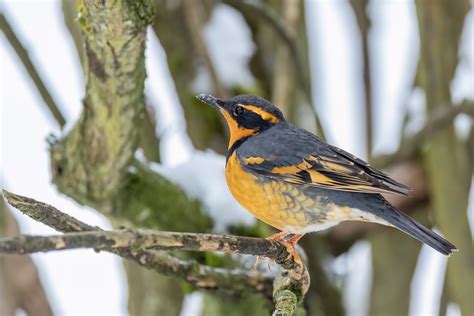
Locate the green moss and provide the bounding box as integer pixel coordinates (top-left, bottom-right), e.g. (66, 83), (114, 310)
(125, 0), (155, 28)
(227, 221), (273, 239)
(116, 161), (213, 232)
(204, 252), (227, 268)
(202, 293), (271, 316)
(77, 0), (90, 33)
(180, 281), (196, 294)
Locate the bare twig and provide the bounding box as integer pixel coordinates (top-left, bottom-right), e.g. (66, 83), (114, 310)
(0, 228), (299, 269)
(182, 0), (228, 98)
(373, 100), (474, 168)
(350, 0), (373, 159)
(1, 190), (271, 296)
(0, 12), (66, 128)
(1, 190), (309, 313)
(224, 0), (326, 140)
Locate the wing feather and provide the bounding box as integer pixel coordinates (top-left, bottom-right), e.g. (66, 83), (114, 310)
(238, 124), (411, 195)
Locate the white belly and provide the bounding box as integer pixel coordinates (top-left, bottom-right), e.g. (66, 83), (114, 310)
(283, 207), (391, 234)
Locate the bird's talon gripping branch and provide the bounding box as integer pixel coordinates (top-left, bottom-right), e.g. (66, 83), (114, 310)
(267, 232), (305, 269)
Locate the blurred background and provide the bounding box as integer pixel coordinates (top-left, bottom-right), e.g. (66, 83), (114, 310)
(1, 0), (473, 315)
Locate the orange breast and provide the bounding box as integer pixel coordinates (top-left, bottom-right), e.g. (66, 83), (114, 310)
(225, 152), (315, 230)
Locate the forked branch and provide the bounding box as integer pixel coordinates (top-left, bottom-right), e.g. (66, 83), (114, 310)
(1, 190), (309, 315)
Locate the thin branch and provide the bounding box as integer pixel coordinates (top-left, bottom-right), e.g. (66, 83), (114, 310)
(1, 190), (272, 296)
(0, 228), (299, 270)
(224, 0), (326, 140)
(1, 190), (309, 311)
(373, 100), (474, 168)
(0, 12), (66, 128)
(271, 0), (299, 116)
(350, 0), (373, 159)
(182, 0), (228, 98)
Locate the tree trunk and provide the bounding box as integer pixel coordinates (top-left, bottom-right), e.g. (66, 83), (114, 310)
(416, 1), (474, 314)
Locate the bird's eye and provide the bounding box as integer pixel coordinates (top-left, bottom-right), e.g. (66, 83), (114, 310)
(234, 105), (244, 116)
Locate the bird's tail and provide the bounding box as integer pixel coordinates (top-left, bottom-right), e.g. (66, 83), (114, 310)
(381, 205), (457, 256)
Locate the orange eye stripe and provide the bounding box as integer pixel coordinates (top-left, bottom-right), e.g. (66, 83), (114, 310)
(240, 104), (279, 124)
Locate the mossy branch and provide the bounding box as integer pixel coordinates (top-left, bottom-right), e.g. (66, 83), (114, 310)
(48, 0), (212, 234)
(2, 190), (309, 315)
(50, 0), (154, 205)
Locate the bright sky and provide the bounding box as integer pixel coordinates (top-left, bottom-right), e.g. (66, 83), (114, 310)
(1, 1), (472, 315)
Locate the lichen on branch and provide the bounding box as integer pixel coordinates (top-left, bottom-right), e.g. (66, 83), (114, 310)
(50, 0), (155, 208)
(2, 190), (309, 315)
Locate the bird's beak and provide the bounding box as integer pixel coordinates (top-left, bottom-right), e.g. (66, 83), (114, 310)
(196, 94), (225, 112)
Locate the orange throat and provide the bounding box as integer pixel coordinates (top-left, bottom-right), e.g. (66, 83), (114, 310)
(223, 111), (256, 149)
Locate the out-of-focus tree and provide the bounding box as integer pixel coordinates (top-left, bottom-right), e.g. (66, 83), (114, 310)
(416, 1), (474, 314)
(0, 197), (53, 316)
(1, 0), (473, 315)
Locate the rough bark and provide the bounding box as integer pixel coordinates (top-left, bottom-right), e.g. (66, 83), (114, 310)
(2, 190), (311, 315)
(61, 0), (85, 68)
(50, 0), (153, 206)
(416, 1), (474, 315)
(52, 0), (212, 244)
(51, 2), (211, 314)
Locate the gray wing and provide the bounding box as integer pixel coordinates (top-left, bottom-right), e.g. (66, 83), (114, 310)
(237, 122), (411, 195)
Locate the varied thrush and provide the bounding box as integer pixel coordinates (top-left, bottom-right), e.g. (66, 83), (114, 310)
(197, 94), (457, 259)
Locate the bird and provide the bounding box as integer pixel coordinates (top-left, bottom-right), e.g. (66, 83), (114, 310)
(196, 94), (457, 262)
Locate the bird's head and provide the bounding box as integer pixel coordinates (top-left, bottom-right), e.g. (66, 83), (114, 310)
(197, 94), (285, 149)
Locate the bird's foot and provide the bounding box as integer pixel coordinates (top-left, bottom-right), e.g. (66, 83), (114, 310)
(252, 255), (276, 271)
(253, 232), (305, 270)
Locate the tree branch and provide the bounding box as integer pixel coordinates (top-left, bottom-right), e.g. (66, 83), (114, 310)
(2, 190), (309, 314)
(182, 0), (228, 98)
(0, 228), (299, 270)
(373, 100), (474, 168)
(224, 0), (326, 140)
(0, 12), (66, 128)
(49, 0), (155, 205)
(349, 0), (373, 159)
